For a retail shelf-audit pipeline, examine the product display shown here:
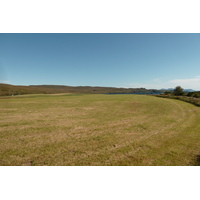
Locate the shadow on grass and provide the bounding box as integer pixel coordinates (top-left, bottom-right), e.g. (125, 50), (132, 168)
(193, 155), (200, 166)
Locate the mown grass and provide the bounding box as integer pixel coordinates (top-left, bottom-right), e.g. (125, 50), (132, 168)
(0, 94), (200, 166)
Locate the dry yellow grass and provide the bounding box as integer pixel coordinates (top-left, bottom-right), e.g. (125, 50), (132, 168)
(0, 94), (200, 165)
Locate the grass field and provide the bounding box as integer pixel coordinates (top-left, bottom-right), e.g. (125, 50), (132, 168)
(0, 94), (200, 166)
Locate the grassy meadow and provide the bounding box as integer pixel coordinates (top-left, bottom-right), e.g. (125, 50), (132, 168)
(0, 94), (200, 166)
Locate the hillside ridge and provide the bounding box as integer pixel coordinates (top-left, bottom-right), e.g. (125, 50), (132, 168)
(0, 83), (162, 96)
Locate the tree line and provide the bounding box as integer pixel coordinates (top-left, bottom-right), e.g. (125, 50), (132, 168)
(164, 86), (200, 98)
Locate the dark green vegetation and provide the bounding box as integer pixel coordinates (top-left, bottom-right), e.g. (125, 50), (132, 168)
(173, 86), (184, 96)
(156, 87), (200, 107)
(155, 94), (200, 107)
(0, 83), (162, 96)
(0, 94), (200, 166)
(187, 91), (200, 98)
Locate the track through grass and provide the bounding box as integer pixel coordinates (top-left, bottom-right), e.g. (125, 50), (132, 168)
(0, 94), (200, 165)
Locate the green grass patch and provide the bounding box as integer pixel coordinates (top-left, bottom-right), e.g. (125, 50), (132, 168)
(0, 94), (200, 166)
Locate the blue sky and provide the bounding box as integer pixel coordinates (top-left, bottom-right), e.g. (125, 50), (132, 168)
(0, 33), (200, 90)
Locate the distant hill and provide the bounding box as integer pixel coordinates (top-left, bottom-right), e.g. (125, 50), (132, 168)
(0, 83), (163, 96)
(160, 88), (174, 91)
(183, 89), (195, 92)
(161, 88), (195, 92)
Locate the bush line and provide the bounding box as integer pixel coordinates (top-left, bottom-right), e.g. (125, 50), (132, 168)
(155, 94), (200, 107)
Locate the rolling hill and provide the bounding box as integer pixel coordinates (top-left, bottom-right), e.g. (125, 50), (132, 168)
(0, 83), (163, 96)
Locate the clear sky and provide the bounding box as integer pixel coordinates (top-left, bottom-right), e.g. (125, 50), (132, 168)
(0, 33), (200, 90)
